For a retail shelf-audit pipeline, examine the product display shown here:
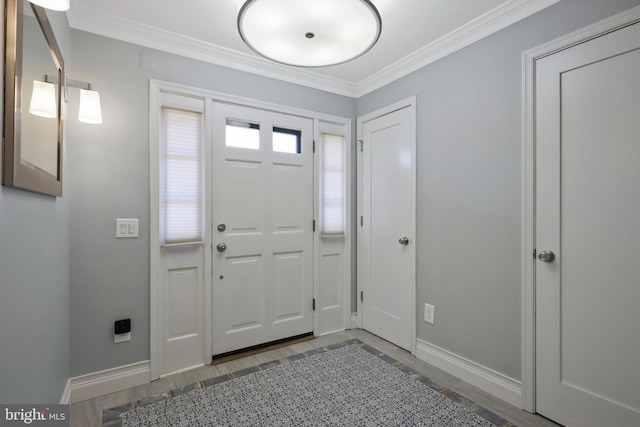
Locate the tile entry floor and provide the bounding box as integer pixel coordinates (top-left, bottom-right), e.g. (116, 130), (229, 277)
(70, 329), (560, 427)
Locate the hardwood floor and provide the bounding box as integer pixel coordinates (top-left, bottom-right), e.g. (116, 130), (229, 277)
(70, 329), (559, 427)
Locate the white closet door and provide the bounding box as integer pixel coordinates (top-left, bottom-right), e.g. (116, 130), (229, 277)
(359, 102), (416, 351)
(535, 22), (640, 427)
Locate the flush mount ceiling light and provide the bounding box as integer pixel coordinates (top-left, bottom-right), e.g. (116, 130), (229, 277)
(237, 0), (381, 67)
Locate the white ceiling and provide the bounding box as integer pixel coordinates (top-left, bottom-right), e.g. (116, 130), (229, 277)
(66, 0), (559, 97)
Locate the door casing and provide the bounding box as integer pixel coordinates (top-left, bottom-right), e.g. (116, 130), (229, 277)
(521, 5), (640, 412)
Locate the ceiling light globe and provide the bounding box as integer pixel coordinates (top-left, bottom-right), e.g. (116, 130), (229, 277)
(238, 0), (381, 67)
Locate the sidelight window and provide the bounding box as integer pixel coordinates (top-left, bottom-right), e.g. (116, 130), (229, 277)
(161, 107), (203, 245)
(319, 133), (345, 236)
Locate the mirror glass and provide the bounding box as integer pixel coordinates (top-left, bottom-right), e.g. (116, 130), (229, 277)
(21, 7), (60, 178)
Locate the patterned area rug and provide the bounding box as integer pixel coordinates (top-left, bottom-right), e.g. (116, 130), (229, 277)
(103, 339), (515, 426)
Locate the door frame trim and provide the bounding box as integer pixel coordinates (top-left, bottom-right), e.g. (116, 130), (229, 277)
(356, 95), (417, 354)
(520, 5), (640, 412)
(150, 79), (353, 379)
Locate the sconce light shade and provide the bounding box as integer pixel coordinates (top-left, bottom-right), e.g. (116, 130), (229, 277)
(28, 0), (69, 11)
(29, 80), (57, 118)
(238, 0), (381, 67)
(78, 89), (103, 124)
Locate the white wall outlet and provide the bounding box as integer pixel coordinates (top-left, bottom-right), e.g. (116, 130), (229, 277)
(116, 219), (139, 238)
(424, 303), (435, 324)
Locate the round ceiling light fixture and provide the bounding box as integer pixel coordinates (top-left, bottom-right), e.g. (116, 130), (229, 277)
(237, 0), (381, 67)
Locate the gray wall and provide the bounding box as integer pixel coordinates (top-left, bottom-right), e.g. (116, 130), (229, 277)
(68, 31), (356, 376)
(18, 0), (635, 387)
(0, 4), (71, 403)
(357, 0), (640, 380)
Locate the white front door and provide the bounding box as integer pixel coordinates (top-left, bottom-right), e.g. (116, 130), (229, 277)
(211, 103), (314, 355)
(535, 22), (640, 426)
(358, 99), (416, 351)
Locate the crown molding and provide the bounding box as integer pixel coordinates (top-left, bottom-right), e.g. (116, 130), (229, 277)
(66, 5), (359, 97)
(355, 0), (561, 96)
(67, 0), (560, 99)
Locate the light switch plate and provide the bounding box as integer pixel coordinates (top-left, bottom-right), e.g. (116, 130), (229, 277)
(116, 219), (139, 238)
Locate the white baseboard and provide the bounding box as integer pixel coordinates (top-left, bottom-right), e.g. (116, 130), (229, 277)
(349, 313), (358, 329)
(69, 361), (151, 403)
(60, 379), (72, 404)
(415, 339), (522, 408)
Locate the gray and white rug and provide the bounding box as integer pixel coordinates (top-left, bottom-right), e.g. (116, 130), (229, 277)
(104, 340), (514, 426)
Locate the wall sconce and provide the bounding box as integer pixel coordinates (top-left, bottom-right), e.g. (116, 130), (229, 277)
(78, 88), (102, 124)
(43, 74), (103, 124)
(27, 0), (69, 12)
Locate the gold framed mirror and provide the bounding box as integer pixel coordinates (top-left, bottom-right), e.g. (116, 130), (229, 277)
(3, 0), (65, 196)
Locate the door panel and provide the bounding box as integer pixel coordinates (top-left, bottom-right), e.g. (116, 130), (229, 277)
(227, 255), (264, 331)
(272, 164), (305, 229)
(320, 254), (341, 308)
(359, 103), (415, 351)
(212, 103), (314, 355)
(225, 160), (264, 230)
(535, 22), (640, 427)
(167, 268), (199, 338)
(159, 248), (205, 375)
(273, 251), (305, 321)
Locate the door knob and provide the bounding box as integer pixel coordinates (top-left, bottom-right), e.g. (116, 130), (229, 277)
(399, 237), (409, 246)
(216, 243), (227, 253)
(538, 250), (555, 263)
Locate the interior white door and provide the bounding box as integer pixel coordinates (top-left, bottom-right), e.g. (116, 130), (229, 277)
(359, 102), (415, 351)
(535, 22), (640, 427)
(211, 103), (314, 355)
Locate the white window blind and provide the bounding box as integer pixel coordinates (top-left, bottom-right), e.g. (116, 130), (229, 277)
(161, 107), (203, 245)
(320, 133), (345, 236)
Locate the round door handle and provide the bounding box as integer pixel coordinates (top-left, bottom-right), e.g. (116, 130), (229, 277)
(399, 237), (409, 246)
(538, 250), (555, 263)
(216, 243), (227, 253)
